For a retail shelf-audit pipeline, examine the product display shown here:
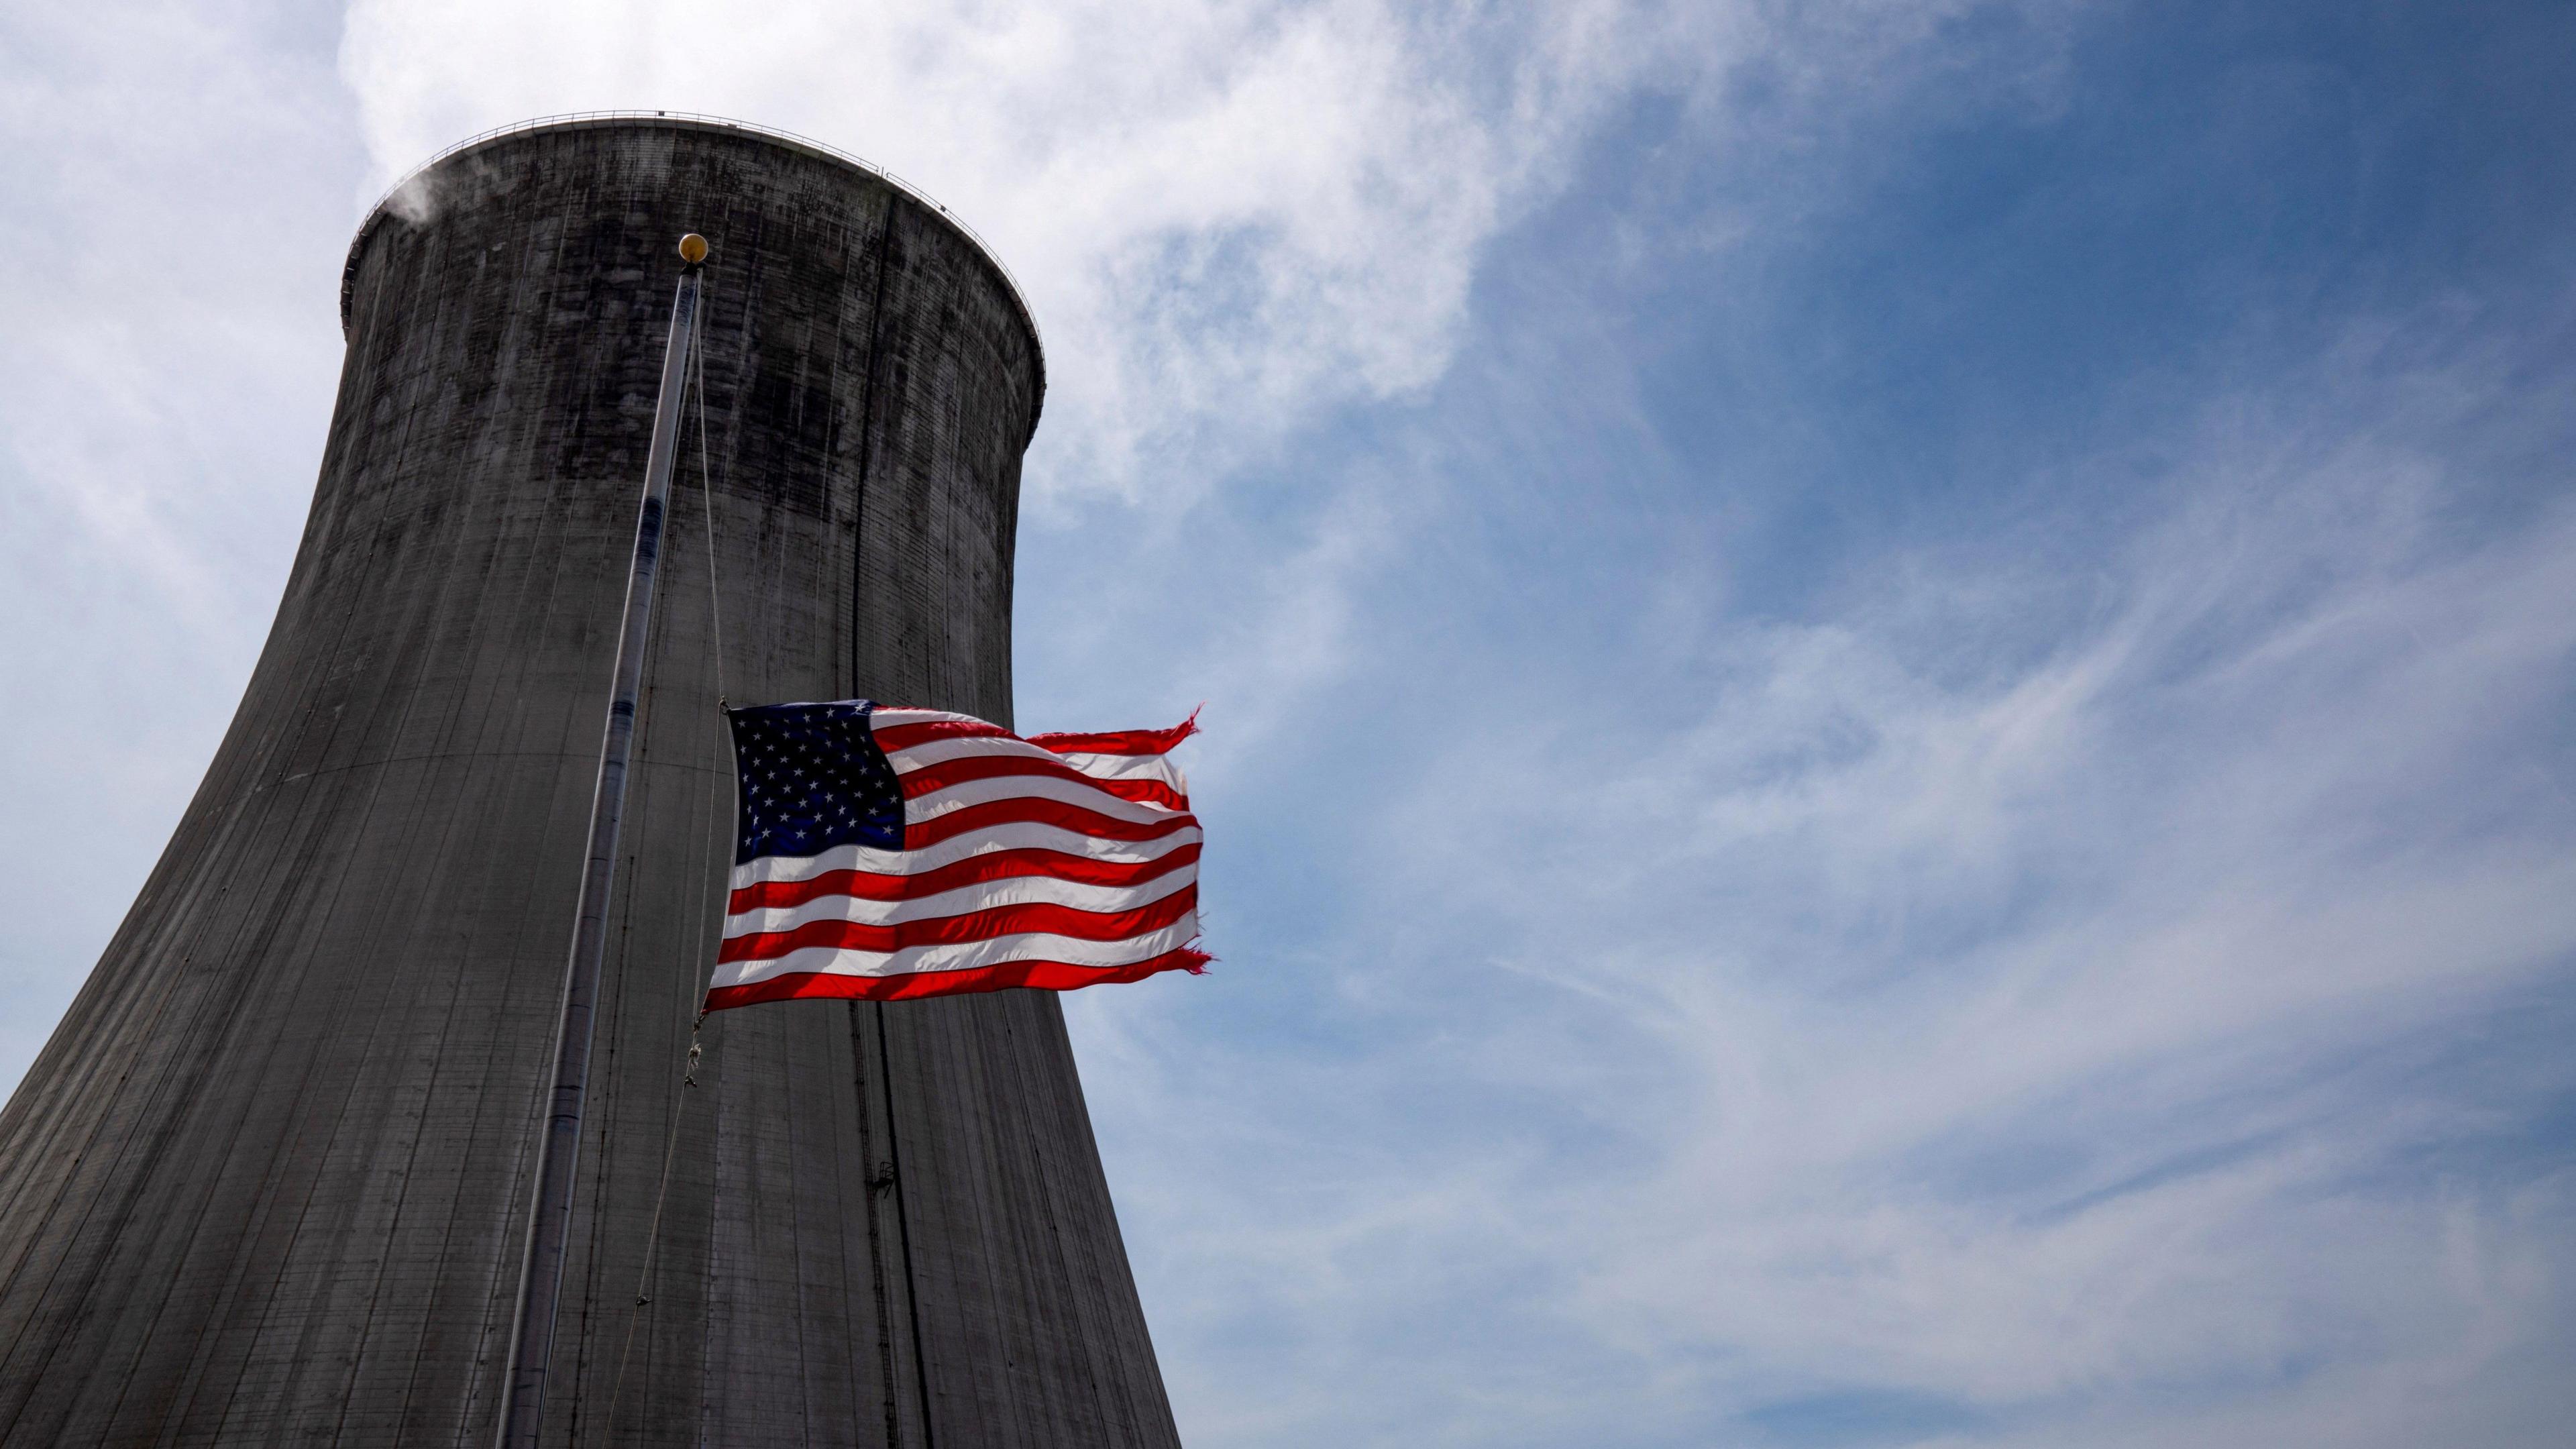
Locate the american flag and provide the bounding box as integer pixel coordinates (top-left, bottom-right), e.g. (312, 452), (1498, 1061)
(704, 700), (1206, 1010)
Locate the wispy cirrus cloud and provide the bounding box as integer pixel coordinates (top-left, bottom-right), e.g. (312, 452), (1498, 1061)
(1071, 290), (2576, 1444)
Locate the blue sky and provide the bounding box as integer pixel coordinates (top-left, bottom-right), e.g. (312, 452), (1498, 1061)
(4, 1), (2573, 1445)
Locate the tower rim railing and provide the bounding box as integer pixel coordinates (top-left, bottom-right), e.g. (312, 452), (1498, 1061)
(339, 111), (1046, 436)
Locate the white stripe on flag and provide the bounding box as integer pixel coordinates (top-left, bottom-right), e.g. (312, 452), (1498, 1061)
(712, 916), (1203, 989)
(904, 773), (1182, 826)
(729, 823), (1201, 887)
(726, 867), (1195, 935)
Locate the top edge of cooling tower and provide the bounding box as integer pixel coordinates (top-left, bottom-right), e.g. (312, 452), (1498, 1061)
(339, 111), (1046, 442)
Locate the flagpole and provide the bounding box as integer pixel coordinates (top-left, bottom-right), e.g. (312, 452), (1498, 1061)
(494, 231), (710, 1449)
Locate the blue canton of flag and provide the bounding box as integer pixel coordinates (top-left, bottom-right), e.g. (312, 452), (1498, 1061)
(729, 702), (906, 861)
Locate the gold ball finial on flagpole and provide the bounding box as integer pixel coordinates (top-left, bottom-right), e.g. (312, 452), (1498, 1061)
(678, 233), (708, 265)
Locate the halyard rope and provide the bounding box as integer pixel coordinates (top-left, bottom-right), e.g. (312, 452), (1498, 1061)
(602, 292), (727, 1442)
(693, 299), (728, 704)
(599, 1013), (703, 1445)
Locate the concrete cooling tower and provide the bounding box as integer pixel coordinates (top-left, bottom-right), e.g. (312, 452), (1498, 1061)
(0, 114), (1181, 1448)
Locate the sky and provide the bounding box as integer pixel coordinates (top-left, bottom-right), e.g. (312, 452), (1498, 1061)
(4, 1), (2574, 1445)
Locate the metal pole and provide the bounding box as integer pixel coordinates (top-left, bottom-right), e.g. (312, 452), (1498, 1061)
(495, 233), (709, 1449)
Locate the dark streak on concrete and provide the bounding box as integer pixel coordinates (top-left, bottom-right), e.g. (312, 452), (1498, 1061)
(0, 120), (1180, 1448)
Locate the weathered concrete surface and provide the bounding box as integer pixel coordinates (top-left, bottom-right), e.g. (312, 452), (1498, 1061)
(0, 118), (1179, 1448)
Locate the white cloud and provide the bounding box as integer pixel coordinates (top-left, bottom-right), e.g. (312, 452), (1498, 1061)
(0, 0), (357, 1081)
(1522, 396), (2576, 1399)
(335, 0), (1742, 499)
(1079, 315), (2576, 1443)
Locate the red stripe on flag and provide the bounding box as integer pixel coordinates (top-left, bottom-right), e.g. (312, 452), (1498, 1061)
(1024, 710), (1200, 757)
(871, 717), (1010, 754)
(717, 887), (1198, 965)
(703, 947), (1213, 1008)
(906, 797), (1199, 851)
(729, 843), (1201, 913)
(896, 751), (1189, 810)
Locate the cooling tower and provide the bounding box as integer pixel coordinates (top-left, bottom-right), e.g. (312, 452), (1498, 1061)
(0, 115), (1181, 1448)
